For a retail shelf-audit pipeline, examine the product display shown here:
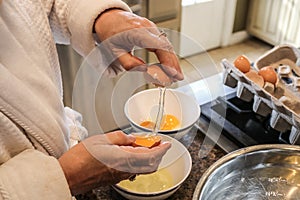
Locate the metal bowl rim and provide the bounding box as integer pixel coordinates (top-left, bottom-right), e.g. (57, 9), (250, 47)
(192, 144), (300, 200)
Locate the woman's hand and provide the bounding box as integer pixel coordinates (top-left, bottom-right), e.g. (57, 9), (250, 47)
(94, 9), (183, 82)
(58, 131), (171, 195)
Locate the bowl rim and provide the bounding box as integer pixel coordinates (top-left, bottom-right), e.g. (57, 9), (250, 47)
(113, 134), (192, 196)
(112, 184), (181, 197)
(192, 144), (300, 200)
(130, 122), (195, 135)
(124, 88), (201, 133)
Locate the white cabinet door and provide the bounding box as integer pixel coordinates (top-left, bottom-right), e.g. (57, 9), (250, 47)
(247, 0), (284, 45)
(280, 0), (300, 46)
(247, 0), (300, 47)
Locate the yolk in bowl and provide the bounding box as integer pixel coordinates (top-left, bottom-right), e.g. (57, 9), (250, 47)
(160, 114), (180, 130)
(139, 120), (155, 129)
(139, 114), (180, 131)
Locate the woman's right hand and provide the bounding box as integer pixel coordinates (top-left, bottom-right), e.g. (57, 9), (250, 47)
(94, 9), (184, 82)
(58, 131), (171, 195)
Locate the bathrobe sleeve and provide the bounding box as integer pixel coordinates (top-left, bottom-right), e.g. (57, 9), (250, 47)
(0, 150), (72, 200)
(49, 0), (131, 57)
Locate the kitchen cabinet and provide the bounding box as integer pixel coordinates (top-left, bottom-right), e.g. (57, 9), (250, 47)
(139, 0), (182, 63)
(247, 0), (300, 46)
(147, 0), (181, 28)
(280, 0), (300, 46)
(246, 0), (283, 45)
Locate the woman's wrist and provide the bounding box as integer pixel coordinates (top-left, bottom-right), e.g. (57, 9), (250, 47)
(58, 143), (92, 195)
(93, 8), (124, 33)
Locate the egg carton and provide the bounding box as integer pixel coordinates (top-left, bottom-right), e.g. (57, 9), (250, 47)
(222, 44), (300, 145)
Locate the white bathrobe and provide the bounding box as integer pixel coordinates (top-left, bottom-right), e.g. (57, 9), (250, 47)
(0, 0), (130, 199)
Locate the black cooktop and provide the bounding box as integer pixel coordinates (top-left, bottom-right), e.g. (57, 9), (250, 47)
(200, 92), (290, 148)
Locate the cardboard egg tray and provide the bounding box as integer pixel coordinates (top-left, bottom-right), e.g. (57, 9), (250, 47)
(222, 45), (300, 145)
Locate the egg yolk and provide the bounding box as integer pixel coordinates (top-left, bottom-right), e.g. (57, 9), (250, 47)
(139, 121), (155, 129)
(160, 114), (180, 130)
(139, 114), (180, 130)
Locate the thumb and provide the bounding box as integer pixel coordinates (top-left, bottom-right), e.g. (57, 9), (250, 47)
(118, 52), (147, 72)
(105, 131), (136, 146)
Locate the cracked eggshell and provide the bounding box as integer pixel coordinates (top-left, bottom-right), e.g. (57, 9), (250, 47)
(245, 69), (264, 87)
(263, 82), (275, 94)
(258, 66), (278, 85)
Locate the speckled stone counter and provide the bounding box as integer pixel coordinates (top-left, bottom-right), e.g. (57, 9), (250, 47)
(75, 128), (226, 200)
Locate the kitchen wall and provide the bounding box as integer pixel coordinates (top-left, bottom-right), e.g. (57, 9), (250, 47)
(180, 0), (300, 54)
(180, 0), (251, 57)
(180, 0), (227, 56)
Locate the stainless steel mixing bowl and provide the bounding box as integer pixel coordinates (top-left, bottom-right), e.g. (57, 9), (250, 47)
(193, 144), (300, 200)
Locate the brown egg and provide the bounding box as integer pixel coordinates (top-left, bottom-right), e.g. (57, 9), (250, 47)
(234, 55), (251, 73)
(258, 66), (277, 84)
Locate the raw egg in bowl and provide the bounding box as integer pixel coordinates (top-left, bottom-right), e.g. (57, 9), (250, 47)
(124, 88), (200, 139)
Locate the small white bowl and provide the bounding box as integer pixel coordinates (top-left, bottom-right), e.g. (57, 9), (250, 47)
(124, 88), (200, 139)
(112, 134), (192, 200)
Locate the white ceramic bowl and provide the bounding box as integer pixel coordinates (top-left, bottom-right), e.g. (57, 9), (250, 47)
(113, 134), (192, 200)
(124, 88), (200, 139)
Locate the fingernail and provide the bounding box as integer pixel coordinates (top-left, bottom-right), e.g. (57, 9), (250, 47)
(169, 67), (178, 76)
(161, 141), (172, 149)
(176, 72), (184, 80)
(162, 66), (178, 77)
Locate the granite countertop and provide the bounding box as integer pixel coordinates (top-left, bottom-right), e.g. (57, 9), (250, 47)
(75, 128), (227, 200)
